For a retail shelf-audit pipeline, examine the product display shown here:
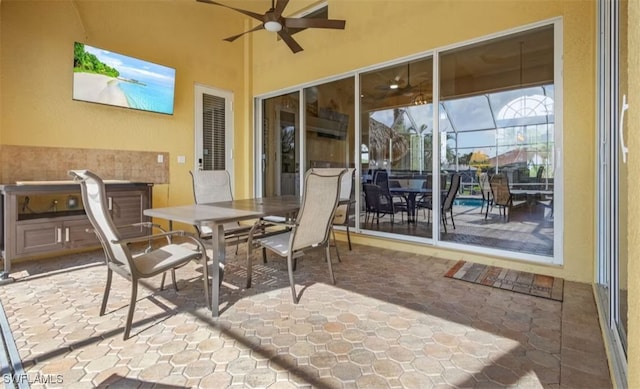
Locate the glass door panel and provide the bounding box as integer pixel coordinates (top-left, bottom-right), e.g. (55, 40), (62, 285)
(438, 25), (555, 254)
(304, 78), (356, 227)
(261, 92), (299, 197)
(304, 78), (354, 171)
(596, 0), (628, 380)
(279, 110), (298, 196)
(359, 58), (434, 237)
(616, 0), (629, 352)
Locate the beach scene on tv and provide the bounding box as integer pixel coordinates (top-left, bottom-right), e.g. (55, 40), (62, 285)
(73, 42), (176, 115)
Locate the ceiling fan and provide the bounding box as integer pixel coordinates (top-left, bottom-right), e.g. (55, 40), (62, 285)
(375, 63), (420, 98)
(196, 0), (346, 53)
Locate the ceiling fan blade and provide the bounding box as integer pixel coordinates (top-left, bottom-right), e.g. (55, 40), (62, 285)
(277, 31), (303, 53)
(224, 24), (265, 42)
(284, 18), (346, 29)
(196, 0), (265, 22)
(273, 0), (289, 17)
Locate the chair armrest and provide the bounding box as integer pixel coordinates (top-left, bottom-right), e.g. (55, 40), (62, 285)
(261, 215), (288, 223)
(259, 217), (297, 228)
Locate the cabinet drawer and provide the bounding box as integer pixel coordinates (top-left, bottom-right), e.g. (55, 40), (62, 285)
(64, 219), (100, 249)
(16, 222), (60, 256)
(16, 219), (100, 256)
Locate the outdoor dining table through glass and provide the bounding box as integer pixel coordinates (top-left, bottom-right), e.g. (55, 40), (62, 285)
(389, 187), (448, 223)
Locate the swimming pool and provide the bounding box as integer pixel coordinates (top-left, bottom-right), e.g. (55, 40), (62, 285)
(453, 198), (484, 207)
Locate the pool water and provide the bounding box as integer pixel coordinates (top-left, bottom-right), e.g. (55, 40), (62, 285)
(453, 198), (484, 207)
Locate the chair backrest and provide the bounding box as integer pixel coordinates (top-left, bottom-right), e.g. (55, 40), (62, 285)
(292, 169), (346, 251)
(535, 166), (545, 189)
(490, 173), (511, 206)
(373, 170), (391, 194)
(68, 170), (131, 273)
(479, 173), (491, 198)
(339, 168), (355, 200)
(536, 166), (545, 181)
(362, 183), (381, 212)
(422, 176), (431, 190)
(442, 173), (461, 211)
(334, 168), (355, 225)
(190, 170), (236, 236)
(362, 182), (393, 211)
(190, 170), (233, 204)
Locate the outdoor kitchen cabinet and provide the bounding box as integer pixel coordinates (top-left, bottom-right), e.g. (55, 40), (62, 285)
(0, 181), (153, 280)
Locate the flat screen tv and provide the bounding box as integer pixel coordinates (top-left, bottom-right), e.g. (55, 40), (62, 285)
(73, 42), (176, 115)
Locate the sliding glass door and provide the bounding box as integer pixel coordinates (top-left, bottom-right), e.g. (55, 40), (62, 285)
(596, 0), (628, 384)
(615, 0), (629, 351)
(355, 24), (559, 260)
(255, 21), (562, 266)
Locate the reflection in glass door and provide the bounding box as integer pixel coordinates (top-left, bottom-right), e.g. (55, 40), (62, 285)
(278, 110), (298, 196)
(261, 92), (299, 197)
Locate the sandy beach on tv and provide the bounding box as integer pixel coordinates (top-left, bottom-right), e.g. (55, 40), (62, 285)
(73, 72), (129, 108)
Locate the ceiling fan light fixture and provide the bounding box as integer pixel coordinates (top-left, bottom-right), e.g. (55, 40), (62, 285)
(264, 20), (282, 32)
(412, 93), (427, 105)
(389, 83), (399, 90)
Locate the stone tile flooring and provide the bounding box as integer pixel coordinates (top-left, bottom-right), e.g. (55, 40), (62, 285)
(0, 243), (610, 388)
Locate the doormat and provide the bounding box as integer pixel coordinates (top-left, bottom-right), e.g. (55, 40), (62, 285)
(444, 260), (564, 301)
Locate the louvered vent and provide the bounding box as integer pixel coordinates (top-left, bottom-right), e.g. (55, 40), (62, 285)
(202, 94), (226, 171)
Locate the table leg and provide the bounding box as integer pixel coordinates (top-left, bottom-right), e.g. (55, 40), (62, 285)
(210, 224), (225, 317)
(406, 193), (417, 223)
(0, 255), (14, 285)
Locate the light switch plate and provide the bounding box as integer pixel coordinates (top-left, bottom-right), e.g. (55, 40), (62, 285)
(177, 156), (186, 164)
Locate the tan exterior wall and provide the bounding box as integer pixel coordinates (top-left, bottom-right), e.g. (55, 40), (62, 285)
(0, 0), (2, 146)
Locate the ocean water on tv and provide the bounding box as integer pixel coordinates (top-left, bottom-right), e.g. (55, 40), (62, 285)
(118, 79), (174, 115)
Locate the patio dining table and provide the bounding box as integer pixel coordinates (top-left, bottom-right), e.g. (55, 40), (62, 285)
(510, 188), (554, 214)
(389, 187), (447, 223)
(143, 196), (301, 316)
